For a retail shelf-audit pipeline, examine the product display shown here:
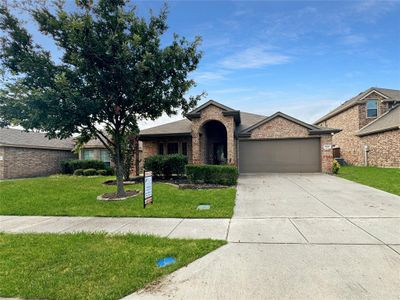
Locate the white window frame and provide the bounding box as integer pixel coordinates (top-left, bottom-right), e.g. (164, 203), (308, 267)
(366, 99), (378, 118)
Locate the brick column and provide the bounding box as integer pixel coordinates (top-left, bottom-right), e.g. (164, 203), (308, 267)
(320, 135), (333, 173)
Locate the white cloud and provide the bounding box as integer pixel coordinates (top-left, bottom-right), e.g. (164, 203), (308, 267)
(138, 113), (185, 130)
(193, 70), (229, 83)
(341, 34), (367, 46)
(219, 47), (291, 69)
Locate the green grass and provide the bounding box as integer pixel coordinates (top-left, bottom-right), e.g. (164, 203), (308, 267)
(337, 166), (400, 196)
(0, 175), (236, 217)
(0, 232), (225, 300)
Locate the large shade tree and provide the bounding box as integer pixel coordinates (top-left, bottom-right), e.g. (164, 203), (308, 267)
(0, 0), (203, 196)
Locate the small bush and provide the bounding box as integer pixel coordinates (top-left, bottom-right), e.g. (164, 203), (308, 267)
(186, 164), (238, 186)
(73, 169), (84, 176)
(105, 167), (115, 176)
(144, 154), (187, 178)
(61, 159), (106, 174)
(83, 168), (97, 176)
(163, 154), (188, 177)
(144, 155), (164, 176)
(96, 169), (108, 176)
(332, 159), (340, 174)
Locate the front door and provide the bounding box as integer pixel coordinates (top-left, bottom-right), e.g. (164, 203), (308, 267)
(213, 143), (227, 164)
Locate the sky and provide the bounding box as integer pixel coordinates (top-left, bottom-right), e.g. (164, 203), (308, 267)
(7, 0), (400, 129)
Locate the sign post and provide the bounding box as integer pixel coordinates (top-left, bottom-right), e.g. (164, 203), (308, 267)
(143, 170), (153, 208)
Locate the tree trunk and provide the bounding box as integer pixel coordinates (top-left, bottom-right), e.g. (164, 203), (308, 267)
(134, 136), (140, 176)
(114, 140), (127, 198)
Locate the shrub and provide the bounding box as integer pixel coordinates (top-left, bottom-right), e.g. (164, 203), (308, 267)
(73, 169), (84, 176)
(96, 169), (108, 176)
(83, 168), (97, 176)
(186, 164), (238, 186)
(332, 159), (340, 174)
(144, 154), (187, 178)
(163, 154), (188, 177)
(105, 167), (115, 176)
(60, 159), (106, 174)
(144, 155), (164, 176)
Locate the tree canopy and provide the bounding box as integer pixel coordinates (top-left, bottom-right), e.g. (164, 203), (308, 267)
(0, 0), (203, 196)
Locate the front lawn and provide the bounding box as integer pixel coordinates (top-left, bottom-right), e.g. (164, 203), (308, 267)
(0, 176), (236, 217)
(337, 166), (400, 196)
(0, 232), (225, 300)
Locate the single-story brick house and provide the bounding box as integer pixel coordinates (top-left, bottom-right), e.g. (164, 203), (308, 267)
(315, 87), (400, 167)
(139, 100), (340, 173)
(0, 127), (76, 179)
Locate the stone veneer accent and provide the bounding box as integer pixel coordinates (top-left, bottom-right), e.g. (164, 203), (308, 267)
(191, 104), (236, 165)
(0, 146), (76, 179)
(361, 130), (400, 167)
(250, 116), (309, 138)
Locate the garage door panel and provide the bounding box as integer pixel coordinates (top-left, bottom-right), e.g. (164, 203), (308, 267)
(239, 139), (320, 173)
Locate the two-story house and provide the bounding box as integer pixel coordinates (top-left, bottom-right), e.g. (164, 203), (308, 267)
(315, 87), (400, 167)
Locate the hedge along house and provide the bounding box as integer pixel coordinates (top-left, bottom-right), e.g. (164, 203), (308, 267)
(0, 127), (76, 179)
(139, 100), (340, 173)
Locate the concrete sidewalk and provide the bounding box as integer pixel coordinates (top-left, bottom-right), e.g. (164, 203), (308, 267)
(126, 173), (400, 300)
(0, 216), (230, 240)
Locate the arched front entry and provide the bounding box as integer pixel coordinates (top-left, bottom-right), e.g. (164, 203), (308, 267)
(200, 120), (227, 164)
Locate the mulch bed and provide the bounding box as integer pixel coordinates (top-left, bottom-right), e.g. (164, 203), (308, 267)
(102, 176), (230, 190)
(97, 190), (141, 201)
(178, 183), (229, 190)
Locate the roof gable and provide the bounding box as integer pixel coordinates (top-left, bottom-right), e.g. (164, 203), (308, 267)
(240, 112), (317, 136)
(314, 87), (400, 124)
(186, 100), (241, 123)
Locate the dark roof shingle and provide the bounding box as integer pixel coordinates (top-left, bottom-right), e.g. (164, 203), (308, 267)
(0, 128), (74, 150)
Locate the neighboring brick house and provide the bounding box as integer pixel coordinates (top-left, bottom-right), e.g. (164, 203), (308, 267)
(315, 87), (400, 167)
(0, 128), (76, 179)
(139, 100), (340, 173)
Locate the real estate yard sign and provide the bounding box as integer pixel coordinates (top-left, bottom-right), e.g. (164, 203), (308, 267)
(143, 171), (153, 208)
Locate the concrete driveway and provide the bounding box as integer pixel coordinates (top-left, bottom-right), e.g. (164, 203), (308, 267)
(129, 173), (400, 300)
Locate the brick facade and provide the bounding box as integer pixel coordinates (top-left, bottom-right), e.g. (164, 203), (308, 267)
(139, 102), (336, 174)
(250, 116), (309, 139)
(317, 91), (397, 167)
(361, 130), (400, 167)
(191, 104), (236, 165)
(140, 137), (192, 172)
(0, 146), (76, 179)
(319, 105), (363, 165)
(320, 135), (334, 173)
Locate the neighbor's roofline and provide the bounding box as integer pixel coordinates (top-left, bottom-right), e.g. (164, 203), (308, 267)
(356, 126), (400, 137)
(0, 143), (73, 151)
(314, 88), (394, 124)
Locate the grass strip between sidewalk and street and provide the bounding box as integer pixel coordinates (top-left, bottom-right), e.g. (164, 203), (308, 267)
(0, 232), (226, 300)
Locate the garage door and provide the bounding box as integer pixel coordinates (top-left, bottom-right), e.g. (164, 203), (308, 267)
(239, 138), (321, 173)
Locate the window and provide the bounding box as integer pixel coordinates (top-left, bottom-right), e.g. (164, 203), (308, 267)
(158, 143), (164, 155)
(366, 100), (378, 118)
(82, 149), (94, 160)
(100, 149), (111, 168)
(167, 143), (178, 154)
(182, 142), (188, 156)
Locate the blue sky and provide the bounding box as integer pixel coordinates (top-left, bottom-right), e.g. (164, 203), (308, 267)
(10, 0), (400, 128)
